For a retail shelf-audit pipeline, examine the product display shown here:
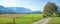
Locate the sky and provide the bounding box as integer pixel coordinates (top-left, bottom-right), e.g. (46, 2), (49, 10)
(0, 0), (60, 11)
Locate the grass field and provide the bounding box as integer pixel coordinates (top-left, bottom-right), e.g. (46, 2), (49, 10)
(0, 14), (25, 18)
(47, 17), (60, 24)
(0, 14), (43, 24)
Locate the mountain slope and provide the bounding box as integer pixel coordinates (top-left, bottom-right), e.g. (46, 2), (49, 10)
(15, 7), (32, 13)
(0, 6), (43, 14)
(0, 6), (32, 14)
(0, 6), (17, 14)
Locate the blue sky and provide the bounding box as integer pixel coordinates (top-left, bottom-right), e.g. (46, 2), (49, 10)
(0, 0), (60, 11)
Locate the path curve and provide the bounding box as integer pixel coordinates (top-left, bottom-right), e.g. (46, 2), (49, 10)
(32, 17), (51, 24)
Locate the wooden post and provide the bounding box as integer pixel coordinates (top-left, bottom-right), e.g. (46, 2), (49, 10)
(13, 17), (16, 24)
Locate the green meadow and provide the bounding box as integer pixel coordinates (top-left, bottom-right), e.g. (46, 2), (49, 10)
(48, 17), (60, 24)
(0, 14), (60, 24)
(0, 14), (43, 24)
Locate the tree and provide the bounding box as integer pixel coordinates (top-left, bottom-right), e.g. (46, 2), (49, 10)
(43, 2), (58, 17)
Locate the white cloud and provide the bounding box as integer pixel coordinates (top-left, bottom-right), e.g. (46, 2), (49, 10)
(0, 0), (45, 11)
(0, 0), (16, 7)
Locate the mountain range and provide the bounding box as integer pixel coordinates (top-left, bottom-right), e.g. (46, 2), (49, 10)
(0, 6), (41, 14)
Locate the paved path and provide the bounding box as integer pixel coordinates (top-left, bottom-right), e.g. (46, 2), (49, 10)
(32, 17), (51, 24)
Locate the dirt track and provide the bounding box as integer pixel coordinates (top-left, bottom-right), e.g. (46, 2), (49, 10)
(33, 17), (51, 24)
